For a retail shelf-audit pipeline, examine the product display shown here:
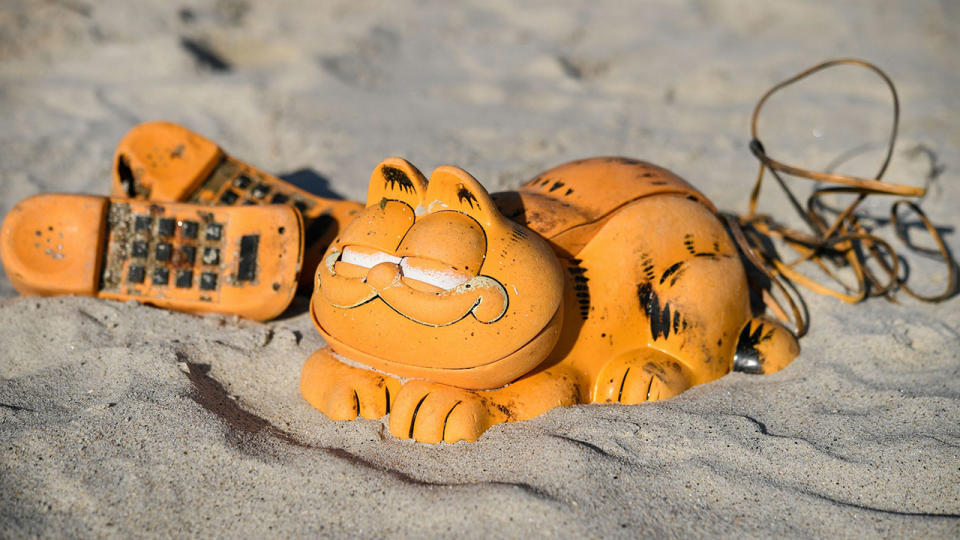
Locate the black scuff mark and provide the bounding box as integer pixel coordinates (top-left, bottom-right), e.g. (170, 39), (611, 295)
(382, 165), (415, 194)
(732, 321), (773, 374)
(637, 282), (682, 341)
(493, 402), (513, 421)
(684, 233), (720, 258)
(179, 36), (232, 72)
(116, 153), (137, 197)
(659, 261), (684, 285)
(567, 258), (590, 320)
(510, 226), (528, 243)
(457, 183), (478, 209)
(640, 253), (656, 281)
(548, 181), (565, 193)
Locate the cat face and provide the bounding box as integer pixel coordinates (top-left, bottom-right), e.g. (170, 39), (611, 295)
(311, 158), (564, 389)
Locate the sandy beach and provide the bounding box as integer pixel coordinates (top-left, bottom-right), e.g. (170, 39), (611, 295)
(1, 0), (958, 536)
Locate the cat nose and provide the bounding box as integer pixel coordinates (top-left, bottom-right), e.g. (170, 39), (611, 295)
(366, 261), (401, 290)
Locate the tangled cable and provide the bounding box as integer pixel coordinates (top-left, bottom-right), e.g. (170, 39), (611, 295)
(727, 58), (958, 338)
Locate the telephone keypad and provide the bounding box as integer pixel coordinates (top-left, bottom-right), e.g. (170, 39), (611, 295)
(199, 272), (217, 290)
(175, 270), (193, 288)
(190, 159), (318, 217)
(128, 265), (145, 284)
(132, 241), (148, 258)
(155, 243), (172, 261)
(101, 203), (228, 299)
(152, 267), (169, 285)
(181, 220), (198, 239)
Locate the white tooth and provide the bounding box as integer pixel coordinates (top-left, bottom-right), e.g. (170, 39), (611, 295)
(400, 259), (468, 290)
(341, 247), (401, 269)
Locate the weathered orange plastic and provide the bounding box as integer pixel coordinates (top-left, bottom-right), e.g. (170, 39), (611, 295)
(301, 157), (800, 443)
(0, 194), (108, 297)
(1, 194), (303, 321)
(111, 121), (362, 288)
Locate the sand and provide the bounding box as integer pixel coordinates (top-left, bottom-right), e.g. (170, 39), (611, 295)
(1, 0), (958, 537)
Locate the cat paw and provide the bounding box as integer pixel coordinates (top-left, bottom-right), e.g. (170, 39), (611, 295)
(593, 349), (691, 404)
(388, 381), (500, 443)
(300, 348), (400, 420)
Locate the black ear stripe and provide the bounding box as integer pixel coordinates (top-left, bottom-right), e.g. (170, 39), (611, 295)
(381, 165), (416, 194)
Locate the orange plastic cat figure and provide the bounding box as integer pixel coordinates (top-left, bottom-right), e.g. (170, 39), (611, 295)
(301, 157), (799, 443)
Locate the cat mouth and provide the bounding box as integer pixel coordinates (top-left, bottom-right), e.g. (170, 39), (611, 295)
(339, 246), (470, 290)
(317, 246), (508, 327)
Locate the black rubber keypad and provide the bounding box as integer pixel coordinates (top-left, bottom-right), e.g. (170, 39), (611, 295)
(181, 220), (198, 239)
(132, 241), (148, 258)
(233, 175), (252, 189)
(219, 190), (239, 204)
(101, 204), (227, 297)
(202, 247), (219, 265)
(128, 265), (145, 283)
(155, 243), (172, 261)
(175, 269), (193, 288)
(199, 272), (218, 290)
(205, 223), (222, 241)
(250, 183), (271, 199)
(158, 218), (176, 237)
(196, 162), (315, 216)
(152, 267), (169, 285)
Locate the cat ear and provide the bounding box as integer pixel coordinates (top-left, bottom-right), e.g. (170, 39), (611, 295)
(365, 157), (428, 209)
(424, 166), (504, 228)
